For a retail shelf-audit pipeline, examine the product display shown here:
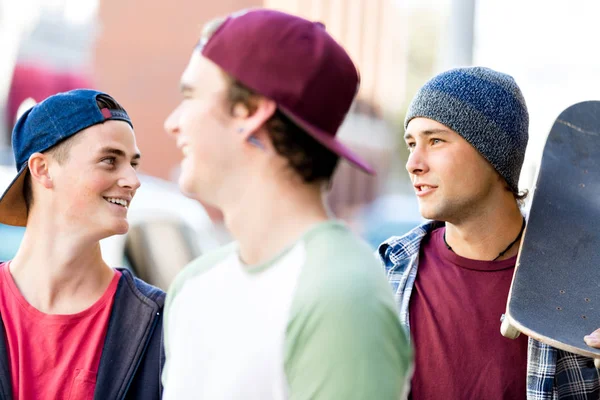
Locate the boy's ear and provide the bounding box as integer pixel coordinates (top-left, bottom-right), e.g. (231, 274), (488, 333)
(28, 153), (53, 189)
(235, 98), (276, 140)
(232, 103), (250, 118)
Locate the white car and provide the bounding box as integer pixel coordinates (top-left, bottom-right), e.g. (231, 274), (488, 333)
(0, 164), (220, 290)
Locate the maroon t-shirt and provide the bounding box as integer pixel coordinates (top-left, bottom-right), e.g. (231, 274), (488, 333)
(409, 227), (528, 400)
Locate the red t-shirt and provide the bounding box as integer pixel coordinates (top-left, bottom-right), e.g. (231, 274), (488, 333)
(409, 228), (528, 400)
(0, 263), (121, 400)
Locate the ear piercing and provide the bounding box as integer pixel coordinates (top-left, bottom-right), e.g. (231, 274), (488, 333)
(237, 127), (265, 150)
(248, 137), (265, 150)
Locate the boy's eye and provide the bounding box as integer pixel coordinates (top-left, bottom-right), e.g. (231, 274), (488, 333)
(102, 157), (116, 165)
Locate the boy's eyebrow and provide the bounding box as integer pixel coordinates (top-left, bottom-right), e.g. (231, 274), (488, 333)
(404, 128), (450, 140)
(99, 147), (141, 160)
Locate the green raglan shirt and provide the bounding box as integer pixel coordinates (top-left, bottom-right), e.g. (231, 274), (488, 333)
(162, 220), (412, 399)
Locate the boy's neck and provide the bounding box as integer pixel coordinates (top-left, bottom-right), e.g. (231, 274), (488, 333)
(9, 227), (115, 314)
(443, 202), (524, 262)
(221, 177), (330, 266)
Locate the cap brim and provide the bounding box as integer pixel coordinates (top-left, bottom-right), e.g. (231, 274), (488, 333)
(0, 165), (29, 226)
(278, 106), (376, 175)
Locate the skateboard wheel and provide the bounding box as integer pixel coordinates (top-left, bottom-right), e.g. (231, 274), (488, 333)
(500, 318), (521, 339)
(595, 359), (600, 370)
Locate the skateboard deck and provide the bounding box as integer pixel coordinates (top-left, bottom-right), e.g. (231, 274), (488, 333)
(501, 101), (600, 365)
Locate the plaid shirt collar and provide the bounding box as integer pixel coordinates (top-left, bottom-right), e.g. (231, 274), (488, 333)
(377, 221), (599, 400)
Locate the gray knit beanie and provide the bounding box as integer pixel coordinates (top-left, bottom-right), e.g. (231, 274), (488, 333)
(405, 66), (529, 193)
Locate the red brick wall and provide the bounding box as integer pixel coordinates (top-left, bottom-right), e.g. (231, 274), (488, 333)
(93, 0), (260, 179)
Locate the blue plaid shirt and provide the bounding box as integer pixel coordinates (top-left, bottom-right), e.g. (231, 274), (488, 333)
(377, 221), (600, 400)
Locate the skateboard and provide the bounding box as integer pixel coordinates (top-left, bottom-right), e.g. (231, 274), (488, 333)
(501, 101), (600, 368)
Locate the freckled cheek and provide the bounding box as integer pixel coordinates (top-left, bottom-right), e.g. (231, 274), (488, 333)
(65, 175), (113, 212)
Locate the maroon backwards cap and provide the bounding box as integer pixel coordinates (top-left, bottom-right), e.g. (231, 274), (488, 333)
(201, 9), (375, 175)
